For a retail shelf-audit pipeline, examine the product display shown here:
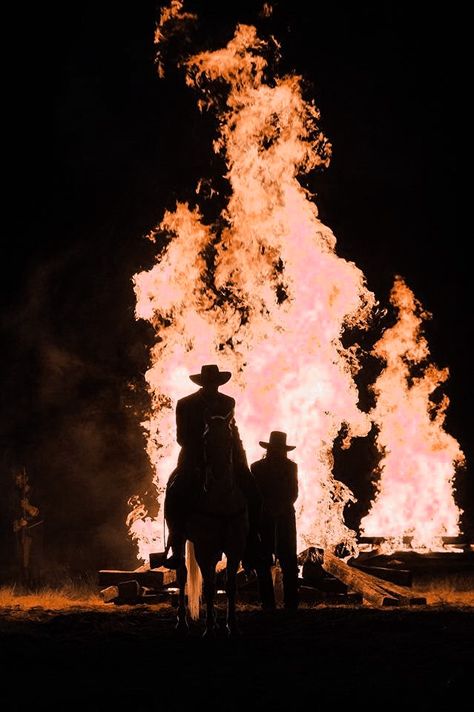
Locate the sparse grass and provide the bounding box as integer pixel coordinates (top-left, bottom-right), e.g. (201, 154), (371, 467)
(1, 574), (472, 613)
(425, 589), (474, 607)
(418, 572), (474, 606)
(0, 578), (102, 610)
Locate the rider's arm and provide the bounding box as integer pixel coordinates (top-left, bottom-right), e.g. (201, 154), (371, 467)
(176, 399), (186, 446)
(289, 461), (299, 504)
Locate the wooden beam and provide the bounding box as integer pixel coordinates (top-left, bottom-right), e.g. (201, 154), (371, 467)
(358, 535), (470, 546)
(149, 552), (167, 569)
(117, 580), (142, 601)
(350, 562), (413, 587)
(327, 553), (427, 605)
(98, 568), (175, 589)
(362, 575), (426, 605)
(99, 585), (119, 603)
(323, 551), (399, 607)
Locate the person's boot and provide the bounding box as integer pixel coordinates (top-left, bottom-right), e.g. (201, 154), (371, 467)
(162, 531), (185, 569)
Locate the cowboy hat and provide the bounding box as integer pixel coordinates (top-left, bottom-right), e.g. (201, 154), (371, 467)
(189, 364), (231, 386)
(259, 431), (296, 451)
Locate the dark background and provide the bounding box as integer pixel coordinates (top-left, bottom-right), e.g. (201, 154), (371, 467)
(1, 1), (471, 576)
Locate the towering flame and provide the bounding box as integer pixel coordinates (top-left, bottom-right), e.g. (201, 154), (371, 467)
(127, 5), (465, 562)
(127, 20), (376, 560)
(361, 277), (464, 549)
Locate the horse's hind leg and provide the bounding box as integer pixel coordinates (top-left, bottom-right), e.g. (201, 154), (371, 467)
(175, 559), (189, 633)
(202, 564), (217, 637)
(225, 557), (241, 637)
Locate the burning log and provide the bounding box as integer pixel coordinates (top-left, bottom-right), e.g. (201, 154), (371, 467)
(323, 551), (399, 606)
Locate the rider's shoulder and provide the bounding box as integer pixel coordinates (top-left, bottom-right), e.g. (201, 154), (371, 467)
(250, 458), (265, 473)
(218, 392), (235, 408)
(177, 391), (200, 407)
(177, 390), (235, 409)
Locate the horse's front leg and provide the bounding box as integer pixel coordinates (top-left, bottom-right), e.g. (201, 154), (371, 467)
(202, 565), (217, 637)
(225, 557), (241, 637)
(175, 559), (189, 634)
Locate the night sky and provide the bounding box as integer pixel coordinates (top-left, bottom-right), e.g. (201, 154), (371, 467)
(1, 1), (471, 575)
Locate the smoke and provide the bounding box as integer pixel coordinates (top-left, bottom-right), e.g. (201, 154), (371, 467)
(0, 247), (153, 577)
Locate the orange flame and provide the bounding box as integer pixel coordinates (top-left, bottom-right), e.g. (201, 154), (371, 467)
(154, 0), (197, 78)
(128, 9), (465, 562)
(128, 22), (376, 561)
(361, 277), (464, 550)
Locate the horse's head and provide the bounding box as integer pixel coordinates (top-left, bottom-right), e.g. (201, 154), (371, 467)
(203, 409), (234, 454)
(202, 409), (235, 489)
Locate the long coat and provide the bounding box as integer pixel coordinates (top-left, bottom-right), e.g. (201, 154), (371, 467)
(250, 454), (299, 608)
(250, 456), (298, 517)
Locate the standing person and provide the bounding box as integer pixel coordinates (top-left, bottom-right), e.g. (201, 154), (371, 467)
(13, 468), (42, 587)
(163, 364), (259, 569)
(251, 431), (299, 611)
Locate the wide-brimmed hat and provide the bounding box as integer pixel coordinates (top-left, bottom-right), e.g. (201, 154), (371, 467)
(259, 431), (295, 451)
(189, 364), (232, 386)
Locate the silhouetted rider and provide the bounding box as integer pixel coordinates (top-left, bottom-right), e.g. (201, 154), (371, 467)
(163, 364), (260, 569)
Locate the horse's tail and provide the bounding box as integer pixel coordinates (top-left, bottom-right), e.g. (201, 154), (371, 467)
(186, 541), (202, 620)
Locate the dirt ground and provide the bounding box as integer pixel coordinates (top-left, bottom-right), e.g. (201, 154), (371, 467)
(1, 592), (473, 710)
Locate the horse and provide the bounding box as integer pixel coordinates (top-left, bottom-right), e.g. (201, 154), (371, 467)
(175, 409), (249, 637)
